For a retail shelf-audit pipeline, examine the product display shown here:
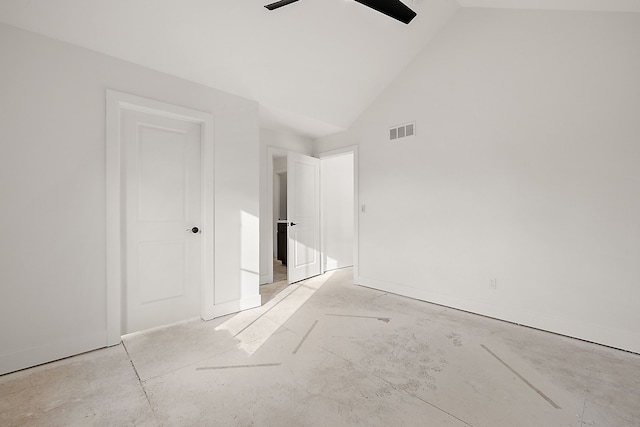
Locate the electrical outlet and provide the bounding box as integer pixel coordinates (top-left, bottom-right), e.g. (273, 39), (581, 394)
(490, 278), (497, 290)
(361, 204), (366, 213)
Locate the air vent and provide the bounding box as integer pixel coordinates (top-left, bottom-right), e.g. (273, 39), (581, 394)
(389, 122), (415, 141)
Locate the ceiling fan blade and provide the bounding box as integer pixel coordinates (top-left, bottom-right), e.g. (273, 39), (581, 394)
(264, 0), (300, 10)
(354, 0), (417, 24)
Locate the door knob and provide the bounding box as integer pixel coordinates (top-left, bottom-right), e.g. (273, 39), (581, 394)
(186, 227), (200, 233)
(289, 222), (297, 226)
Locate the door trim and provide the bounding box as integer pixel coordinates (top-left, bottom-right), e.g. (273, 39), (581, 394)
(106, 90), (215, 346)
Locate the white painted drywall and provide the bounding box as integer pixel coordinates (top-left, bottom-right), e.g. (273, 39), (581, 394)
(0, 24), (260, 375)
(259, 129), (313, 284)
(321, 153), (355, 271)
(316, 9), (640, 353)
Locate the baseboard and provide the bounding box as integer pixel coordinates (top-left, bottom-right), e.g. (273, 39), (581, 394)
(358, 276), (640, 355)
(205, 294), (262, 320)
(324, 262), (354, 273)
(259, 274), (272, 285)
(0, 332), (106, 376)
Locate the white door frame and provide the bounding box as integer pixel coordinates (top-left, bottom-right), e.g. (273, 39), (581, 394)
(318, 145), (359, 283)
(106, 90), (215, 346)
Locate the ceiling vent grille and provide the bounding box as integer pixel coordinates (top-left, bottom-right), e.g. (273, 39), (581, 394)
(389, 122), (415, 141)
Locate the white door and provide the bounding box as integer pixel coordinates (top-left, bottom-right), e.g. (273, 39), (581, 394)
(122, 109), (202, 334)
(287, 153), (321, 283)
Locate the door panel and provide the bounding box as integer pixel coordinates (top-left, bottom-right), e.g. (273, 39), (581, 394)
(287, 153), (321, 283)
(137, 241), (185, 303)
(137, 126), (188, 221)
(122, 110), (201, 334)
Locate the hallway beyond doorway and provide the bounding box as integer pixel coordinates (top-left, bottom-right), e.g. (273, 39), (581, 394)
(259, 258), (289, 305)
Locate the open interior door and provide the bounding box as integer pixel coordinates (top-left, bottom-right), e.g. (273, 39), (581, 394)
(287, 153), (321, 283)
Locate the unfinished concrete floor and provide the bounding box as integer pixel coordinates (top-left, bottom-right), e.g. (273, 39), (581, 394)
(2, 267), (639, 426)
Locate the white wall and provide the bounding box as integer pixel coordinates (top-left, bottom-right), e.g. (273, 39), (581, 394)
(316, 9), (640, 353)
(321, 153), (355, 271)
(259, 129), (313, 284)
(0, 24), (260, 375)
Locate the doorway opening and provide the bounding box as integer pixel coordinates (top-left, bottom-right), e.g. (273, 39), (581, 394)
(320, 150), (355, 273)
(260, 152), (289, 305)
(262, 149), (323, 303)
(273, 156), (288, 283)
(318, 145), (358, 283)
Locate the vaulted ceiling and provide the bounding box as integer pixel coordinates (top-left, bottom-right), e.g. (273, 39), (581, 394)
(1, 0), (638, 138)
